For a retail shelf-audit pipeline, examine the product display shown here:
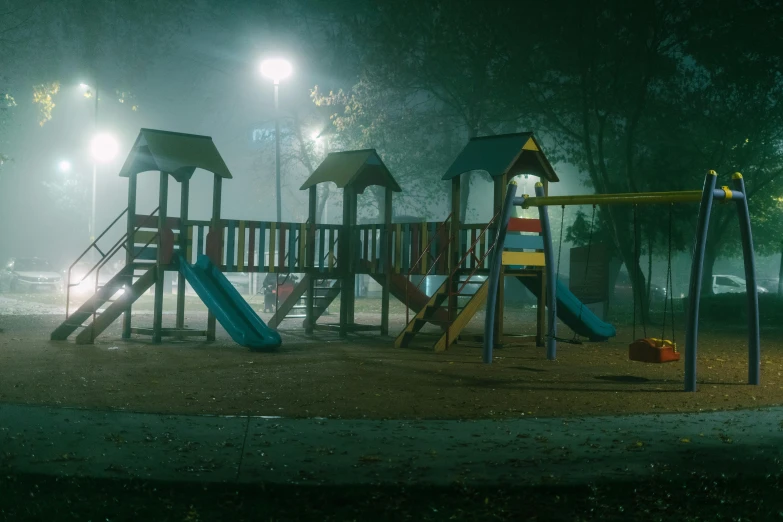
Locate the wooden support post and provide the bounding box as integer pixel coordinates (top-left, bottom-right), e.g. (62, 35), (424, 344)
(381, 187), (392, 335)
(152, 171), (169, 344)
(494, 175), (506, 343)
(176, 178), (189, 332)
(536, 270), (546, 346)
(339, 186), (356, 337)
(207, 175), (222, 341)
(122, 172), (137, 339)
(449, 177), (461, 323)
(305, 186), (317, 334)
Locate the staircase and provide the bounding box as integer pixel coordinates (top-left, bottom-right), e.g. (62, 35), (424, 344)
(395, 212), (499, 351)
(51, 206), (163, 344)
(267, 275), (340, 329)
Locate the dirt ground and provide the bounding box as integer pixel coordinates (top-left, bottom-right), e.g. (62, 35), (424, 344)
(1, 297), (781, 420)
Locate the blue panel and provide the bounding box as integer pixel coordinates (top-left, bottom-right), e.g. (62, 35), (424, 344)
(503, 234), (544, 251)
(133, 246), (157, 260)
(318, 227), (325, 272)
(197, 226), (204, 256)
(226, 220), (236, 270)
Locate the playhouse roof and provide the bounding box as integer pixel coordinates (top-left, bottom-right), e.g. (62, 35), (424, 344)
(300, 149), (402, 193)
(441, 133), (559, 182)
(118, 128), (233, 181)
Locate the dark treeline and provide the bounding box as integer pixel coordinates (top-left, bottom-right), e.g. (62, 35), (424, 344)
(1, 0), (782, 318)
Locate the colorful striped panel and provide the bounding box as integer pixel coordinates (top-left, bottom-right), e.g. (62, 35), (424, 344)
(508, 218), (542, 233)
(503, 235), (545, 251)
(268, 223), (276, 273)
(247, 223), (256, 272)
(225, 221), (236, 270)
(257, 223), (266, 272)
(278, 223), (287, 271)
(236, 221), (246, 272)
(501, 251), (546, 266)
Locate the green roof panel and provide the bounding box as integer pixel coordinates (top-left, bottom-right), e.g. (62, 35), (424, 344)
(300, 149), (402, 193)
(442, 133), (559, 182)
(119, 128), (233, 181)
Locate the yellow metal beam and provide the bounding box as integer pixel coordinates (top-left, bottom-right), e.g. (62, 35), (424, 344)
(521, 190), (705, 208)
(502, 251), (546, 266)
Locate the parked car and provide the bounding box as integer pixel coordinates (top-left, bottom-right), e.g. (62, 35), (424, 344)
(612, 271), (667, 304)
(712, 274), (768, 295)
(0, 257), (63, 293)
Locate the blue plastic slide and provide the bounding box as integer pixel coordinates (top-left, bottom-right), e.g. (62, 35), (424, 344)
(517, 277), (616, 341)
(179, 255), (282, 349)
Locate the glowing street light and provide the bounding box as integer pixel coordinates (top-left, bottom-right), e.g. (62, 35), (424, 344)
(259, 57), (292, 223)
(87, 132), (119, 245)
(58, 160), (72, 173)
(260, 59), (293, 85)
(90, 133), (119, 163)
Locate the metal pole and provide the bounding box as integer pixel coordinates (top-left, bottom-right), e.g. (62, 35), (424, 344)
(535, 182), (557, 361)
(483, 181), (517, 363)
(732, 173), (760, 385)
(274, 80), (282, 224)
(684, 170), (718, 392)
(90, 81), (99, 244)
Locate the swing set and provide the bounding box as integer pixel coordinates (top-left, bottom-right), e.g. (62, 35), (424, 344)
(484, 170), (760, 392)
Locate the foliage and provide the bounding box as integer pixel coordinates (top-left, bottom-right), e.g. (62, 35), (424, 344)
(31, 82), (59, 126)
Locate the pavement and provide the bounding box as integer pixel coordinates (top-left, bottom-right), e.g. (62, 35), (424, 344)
(1, 403), (782, 486)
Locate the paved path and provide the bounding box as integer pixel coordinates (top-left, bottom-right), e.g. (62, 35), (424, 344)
(1, 403), (781, 485)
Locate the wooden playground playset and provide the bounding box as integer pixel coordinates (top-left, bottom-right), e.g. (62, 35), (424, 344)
(49, 128), (761, 392)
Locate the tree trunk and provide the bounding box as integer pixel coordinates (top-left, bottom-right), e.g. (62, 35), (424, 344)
(701, 242), (718, 297)
(778, 242), (783, 296)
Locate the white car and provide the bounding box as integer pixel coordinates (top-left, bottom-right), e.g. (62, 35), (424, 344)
(712, 274), (768, 295)
(0, 257), (63, 293)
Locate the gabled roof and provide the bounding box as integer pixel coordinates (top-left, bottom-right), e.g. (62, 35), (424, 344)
(441, 133), (559, 182)
(119, 128), (232, 181)
(300, 149), (402, 193)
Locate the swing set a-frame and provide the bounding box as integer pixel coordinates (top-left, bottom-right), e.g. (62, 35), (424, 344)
(484, 170), (761, 392)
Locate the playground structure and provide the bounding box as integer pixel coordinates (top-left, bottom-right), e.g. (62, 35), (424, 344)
(50, 128), (618, 353)
(484, 171), (761, 392)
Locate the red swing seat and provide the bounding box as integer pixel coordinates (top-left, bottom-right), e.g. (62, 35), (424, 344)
(629, 338), (680, 363)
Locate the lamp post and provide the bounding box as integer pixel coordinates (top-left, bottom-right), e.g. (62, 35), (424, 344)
(260, 58), (292, 223)
(89, 132), (119, 245)
(80, 81), (101, 242)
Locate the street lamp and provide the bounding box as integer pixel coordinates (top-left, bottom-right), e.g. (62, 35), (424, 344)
(58, 160), (72, 174)
(260, 58), (292, 223)
(88, 132), (118, 245)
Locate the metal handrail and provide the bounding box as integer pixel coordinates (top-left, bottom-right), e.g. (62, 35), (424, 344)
(440, 211), (500, 349)
(403, 215), (454, 328)
(65, 206), (159, 318)
(453, 212), (500, 296)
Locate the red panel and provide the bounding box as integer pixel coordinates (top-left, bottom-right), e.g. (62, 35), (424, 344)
(507, 218), (542, 233)
(278, 223), (287, 269)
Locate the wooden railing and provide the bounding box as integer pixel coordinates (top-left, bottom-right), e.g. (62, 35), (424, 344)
(130, 215), (516, 275)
